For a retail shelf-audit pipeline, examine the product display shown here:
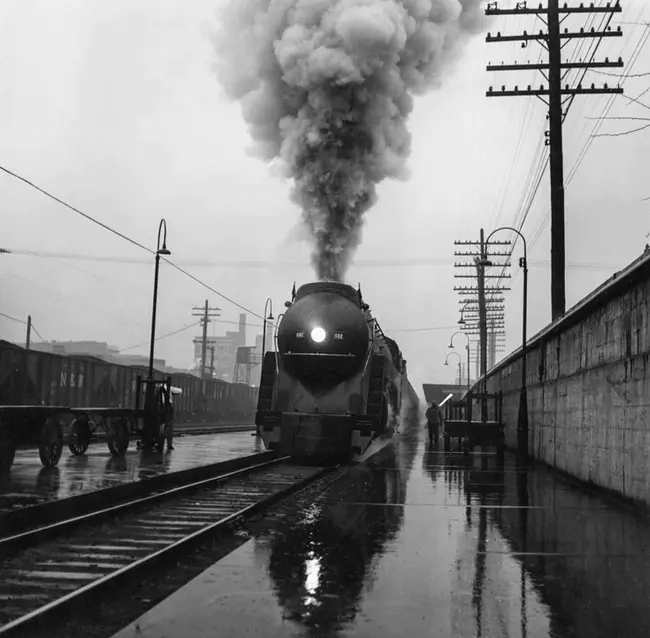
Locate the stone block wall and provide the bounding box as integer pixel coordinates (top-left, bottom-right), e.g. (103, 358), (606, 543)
(482, 253), (650, 505)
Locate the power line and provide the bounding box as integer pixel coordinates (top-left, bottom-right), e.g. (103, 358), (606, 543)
(388, 325), (461, 334)
(0, 247), (621, 270)
(118, 321), (201, 353)
(0, 311), (27, 325)
(0, 164), (268, 322)
(0, 164), (150, 255)
(31, 323), (45, 342)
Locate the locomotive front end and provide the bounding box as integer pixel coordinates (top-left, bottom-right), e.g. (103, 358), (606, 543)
(256, 281), (378, 463)
(277, 283), (370, 391)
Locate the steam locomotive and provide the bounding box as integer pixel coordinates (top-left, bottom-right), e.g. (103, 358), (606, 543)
(255, 281), (418, 463)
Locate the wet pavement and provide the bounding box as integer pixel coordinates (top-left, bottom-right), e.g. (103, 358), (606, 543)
(0, 431), (263, 512)
(112, 426), (650, 638)
(115, 424), (650, 638)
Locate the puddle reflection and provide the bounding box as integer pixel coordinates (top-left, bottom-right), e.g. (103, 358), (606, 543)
(264, 428), (420, 633)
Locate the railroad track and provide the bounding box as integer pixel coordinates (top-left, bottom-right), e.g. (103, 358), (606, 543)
(0, 451), (276, 538)
(0, 457), (331, 637)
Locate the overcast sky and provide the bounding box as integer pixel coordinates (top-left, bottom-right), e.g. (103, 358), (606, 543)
(2, 0), (650, 395)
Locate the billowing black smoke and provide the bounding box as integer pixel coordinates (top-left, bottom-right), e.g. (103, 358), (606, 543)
(213, 0), (483, 281)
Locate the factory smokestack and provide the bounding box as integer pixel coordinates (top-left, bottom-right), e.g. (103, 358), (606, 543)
(213, 0), (483, 281)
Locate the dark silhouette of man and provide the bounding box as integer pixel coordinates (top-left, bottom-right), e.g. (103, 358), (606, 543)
(425, 401), (443, 446)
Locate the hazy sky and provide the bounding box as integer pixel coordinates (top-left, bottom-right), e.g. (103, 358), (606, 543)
(2, 0), (650, 394)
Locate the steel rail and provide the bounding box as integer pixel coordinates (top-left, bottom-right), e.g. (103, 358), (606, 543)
(0, 455), (287, 555)
(0, 459), (335, 637)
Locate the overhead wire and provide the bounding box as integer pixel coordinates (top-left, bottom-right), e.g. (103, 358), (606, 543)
(118, 321), (201, 353)
(486, 2), (611, 355)
(0, 163), (269, 322)
(529, 7), (650, 253)
(30, 324), (45, 342)
(0, 311), (27, 325)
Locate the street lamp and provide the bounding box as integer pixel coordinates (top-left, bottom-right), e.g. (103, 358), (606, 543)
(449, 331), (471, 392)
(148, 219), (171, 380)
(444, 351), (463, 387)
(261, 298), (274, 361)
(484, 226), (528, 458)
(458, 300), (472, 325)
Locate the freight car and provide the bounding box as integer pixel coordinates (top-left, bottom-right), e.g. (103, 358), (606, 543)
(256, 281), (419, 463)
(0, 340), (257, 471)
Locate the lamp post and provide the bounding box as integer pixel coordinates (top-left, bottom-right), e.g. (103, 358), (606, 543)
(483, 226), (528, 458)
(449, 331), (471, 392)
(261, 298), (274, 362)
(148, 219), (171, 379)
(255, 298), (274, 438)
(444, 351), (462, 387)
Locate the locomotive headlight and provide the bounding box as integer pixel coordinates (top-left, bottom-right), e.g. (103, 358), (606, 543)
(310, 326), (327, 343)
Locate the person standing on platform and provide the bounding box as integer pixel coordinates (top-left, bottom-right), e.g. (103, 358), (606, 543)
(425, 401), (443, 446)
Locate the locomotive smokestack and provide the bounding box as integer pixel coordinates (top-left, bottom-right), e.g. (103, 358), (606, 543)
(213, 0), (484, 281)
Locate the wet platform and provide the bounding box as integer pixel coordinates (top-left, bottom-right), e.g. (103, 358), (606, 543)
(113, 426), (650, 638)
(0, 431), (263, 512)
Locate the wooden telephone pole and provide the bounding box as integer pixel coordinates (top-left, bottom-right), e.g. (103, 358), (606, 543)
(485, 0), (624, 320)
(455, 232), (511, 387)
(192, 301), (221, 380)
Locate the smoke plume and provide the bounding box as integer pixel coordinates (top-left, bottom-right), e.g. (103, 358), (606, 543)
(213, 0), (483, 281)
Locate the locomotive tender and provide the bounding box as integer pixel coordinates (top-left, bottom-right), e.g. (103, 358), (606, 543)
(256, 281), (419, 462)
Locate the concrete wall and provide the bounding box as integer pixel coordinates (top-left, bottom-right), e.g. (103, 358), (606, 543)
(481, 250), (650, 506)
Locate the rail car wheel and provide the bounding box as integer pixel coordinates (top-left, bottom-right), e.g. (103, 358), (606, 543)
(107, 418), (130, 457)
(39, 417), (63, 468)
(0, 426), (16, 473)
(68, 417), (91, 455)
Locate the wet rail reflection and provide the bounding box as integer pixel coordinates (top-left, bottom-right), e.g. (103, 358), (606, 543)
(112, 427), (650, 638)
(0, 432), (262, 510)
(265, 430), (420, 633)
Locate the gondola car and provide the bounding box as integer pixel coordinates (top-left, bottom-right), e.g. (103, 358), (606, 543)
(255, 281), (419, 463)
(0, 340), (257, 470)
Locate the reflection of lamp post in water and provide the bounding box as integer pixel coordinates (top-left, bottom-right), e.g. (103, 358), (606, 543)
(444, 351), (462, 387)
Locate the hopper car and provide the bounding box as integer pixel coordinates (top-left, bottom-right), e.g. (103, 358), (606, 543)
(0, 340), (256, 471)
(255, 281), (419, 463)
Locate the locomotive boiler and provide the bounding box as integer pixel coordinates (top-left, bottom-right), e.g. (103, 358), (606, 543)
(255, 281), (418, 463)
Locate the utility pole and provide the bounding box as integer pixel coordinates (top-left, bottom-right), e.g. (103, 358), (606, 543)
(478, 229), (488, 393)
(454, 233), (511, 384)
(455, 231), (511, 420)
(192, 301), (221, 379)
(25, 315), (32, 350)
(486, 1), (623, 320)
